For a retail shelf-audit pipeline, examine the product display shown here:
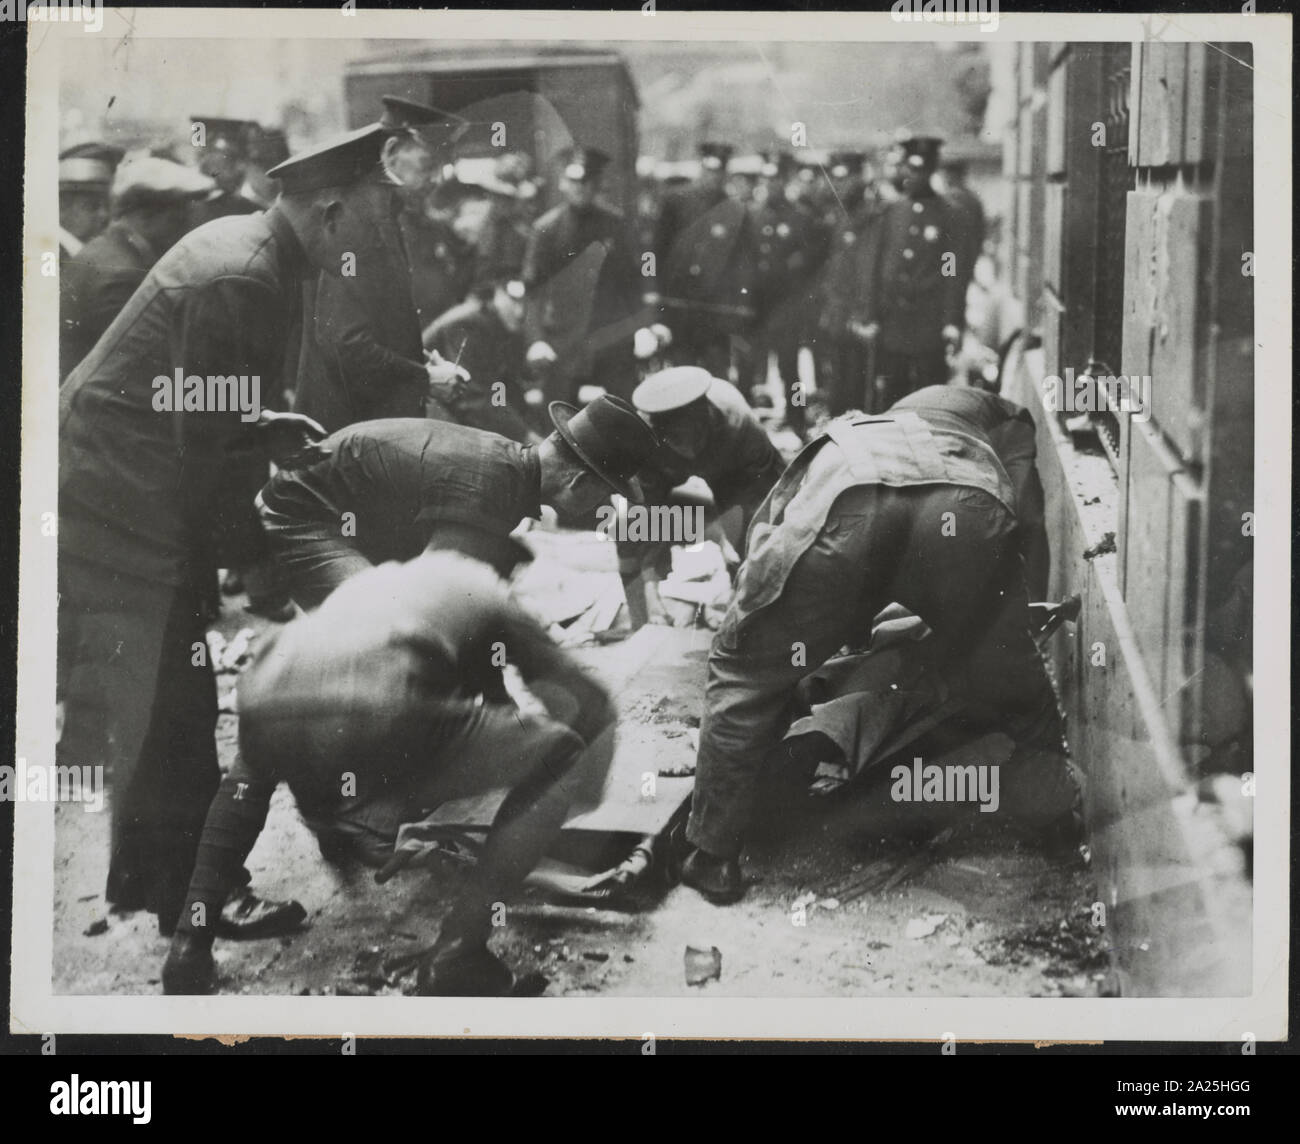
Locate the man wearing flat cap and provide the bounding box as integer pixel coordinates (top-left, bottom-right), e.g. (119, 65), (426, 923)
(620, 366), (785, 627)
(60, 157), (214, 382)
(654, 142), (758, 381)
(296, 96), (470, 434)
(59, 122), (404, 937)
(855, 134), (966, 405)
(253, 394), (659, 611)
(522, 146), (651, 406)
(58, 142), (123, 266)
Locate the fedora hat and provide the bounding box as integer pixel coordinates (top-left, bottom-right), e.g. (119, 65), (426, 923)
(548, 395), (660, 503)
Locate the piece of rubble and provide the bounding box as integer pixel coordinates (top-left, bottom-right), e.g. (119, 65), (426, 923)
(684, 945), (722, 986)
(904, 914), (948, 940)
(82, 918), (108, 937)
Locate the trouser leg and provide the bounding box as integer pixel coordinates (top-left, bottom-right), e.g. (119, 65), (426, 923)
(257, 502), (374, 612)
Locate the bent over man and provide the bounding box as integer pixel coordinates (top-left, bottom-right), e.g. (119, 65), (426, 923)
(162, 551), (617, 996)
(679, 385), (1080, 902)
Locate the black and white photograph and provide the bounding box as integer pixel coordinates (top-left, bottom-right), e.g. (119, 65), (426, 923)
(9, 6), (1289, 1047)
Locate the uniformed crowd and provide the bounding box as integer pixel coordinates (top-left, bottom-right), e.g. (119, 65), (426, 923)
(55, 97), (1081, 998)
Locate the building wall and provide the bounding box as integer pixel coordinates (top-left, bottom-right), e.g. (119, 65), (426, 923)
(994, 42), (1253, 995)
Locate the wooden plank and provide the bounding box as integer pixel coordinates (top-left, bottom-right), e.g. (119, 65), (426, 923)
(424, 626), (705, 842)
(1123, 422), (1177, 698)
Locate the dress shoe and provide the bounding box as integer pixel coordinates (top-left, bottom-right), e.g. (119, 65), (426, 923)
(215, 888), (307, 939)
(680, 848), (744, 904)
(415, 942), (516, 997)
(162, 933), (216, 995)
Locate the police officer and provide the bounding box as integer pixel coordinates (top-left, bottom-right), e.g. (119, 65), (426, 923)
(59, 124), (401, 934)
(522, 146), (651, 405)
(746, 151), (828, 436)
(676, 386), (1080, 903)
(861, 135), (966, 406)
(654, 142), (757, 382)
(938, 156), (987, 301)
(60, 157), (214, 382)
(474, 152), (539, 286)
(422, 277), (541, 444)
(620, 367), (785, 628)
(295, 97), (468, 433)
(813, 151), (888, 416)
(57, 143), (122, 267)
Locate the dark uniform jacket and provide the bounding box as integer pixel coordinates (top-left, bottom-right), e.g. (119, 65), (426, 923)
(941, 184), (986, 290)
(751, 197), (828, 331)
(817, 198), (886, 336)
(259, 417), (542, 568)
(401, 205), (475, 329)
(60, 219), (159, 383)
(59, 208), (306, 587)
(475, 197), (531, 285)
(655, 183), (756, 332)
(423, 299), (533, 443)
(294, 220), (428, 434)
(868, 189), (966, 356)
(522, 200), (645, 375)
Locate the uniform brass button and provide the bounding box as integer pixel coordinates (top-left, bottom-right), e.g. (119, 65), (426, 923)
(710, 223), (726, 238)
(912, 201), (924, 213)
(689, 264), (701, 275)
(903, 249), (914, 259)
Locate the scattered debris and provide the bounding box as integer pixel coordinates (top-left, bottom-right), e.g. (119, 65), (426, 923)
(684, 945), (722, 986)
(82, 918), (108, 937)
(1082, 532), (1117, 560)
(905, 914), (949, 940)
(582, 950), (610, 963)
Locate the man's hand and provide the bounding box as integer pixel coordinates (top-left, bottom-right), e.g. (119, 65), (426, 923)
(526, 340), (558, 366)
(942, 324), (962, 350)
(162, 932), (216, 995)
(255, 410), (330, 470)
(425, 348), (471, 403)
(648, 322), (672, 349)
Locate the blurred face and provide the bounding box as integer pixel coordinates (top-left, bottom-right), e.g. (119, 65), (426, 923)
(493, 285), (524, 332)
(561, 175), (597, 210)
(387, 140), (435, 203)
(699, 166), (727, 194)
(901, 161), (934, 197)
(198, 149), (244, 195)
(287, 181), (394, 276)
(60, 189), (109, 242)
(651, 407), (709, 462)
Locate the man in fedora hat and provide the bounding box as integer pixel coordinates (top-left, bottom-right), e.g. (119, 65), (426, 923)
(162, 549), (618, 997)
(254, 395), (659, 612)
(59, 122), (405, 936)
(188, 117), (263, 228)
